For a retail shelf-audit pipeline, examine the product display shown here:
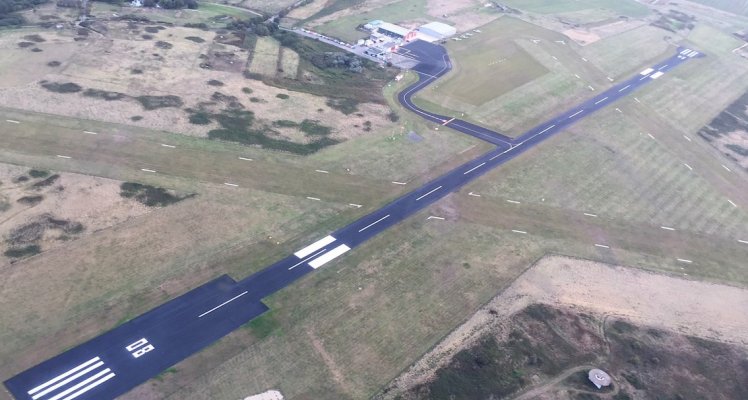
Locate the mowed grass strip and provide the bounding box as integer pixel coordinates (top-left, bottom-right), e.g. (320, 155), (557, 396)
(249, 36), (281, 76)
(688, 0), (748, 16)
(578, 25), (673, 78)
(278, 47), (300, 79)
(498, 0), (650, 17)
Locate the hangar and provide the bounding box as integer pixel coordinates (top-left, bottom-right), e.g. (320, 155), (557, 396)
(377, 22), (412, 40)
(417, 21), (457, 40)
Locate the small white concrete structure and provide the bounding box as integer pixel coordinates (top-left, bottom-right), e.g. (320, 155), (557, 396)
(417, 22), (457, 40)
(588, 369), (612, 389)
(244, 389), (284, 400)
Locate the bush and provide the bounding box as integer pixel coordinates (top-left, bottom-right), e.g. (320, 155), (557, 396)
(273, 119), (297, 127)
(326, 97), (359, 115)
(28, 169), (49, 178)
(23, 34), (45, 43)
(17, 41), (34, 48)
(185, 36), (205, 43)
(31, 174), (60, 188)
(188, 112), (212, 125)
(120, 182), (190, 206)
(242, 87), (253, 94)
(207, 79), (224, 86)
(4, 245), (41, 258)
(135, 95), (183, 110)
(131, 115), (143, 121)
(155, 41), (173, 49)
(17, 195), (43, 205)
(40, 81), (82, 93)
(83, 89), (127, 101)
(300, 119), (331, 136)
(387, 111), (399, 122)
(275, 93), (289, 99)
(47, 60), (61, 67)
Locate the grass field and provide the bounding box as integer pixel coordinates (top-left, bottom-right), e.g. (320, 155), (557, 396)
(279, 47), (300, 79)
(499, 0), (650, 18)
(312, 0), (428, 42)
(249, 36), (281, 75)
(689, 0), (748, 16)
(578, 25), (673, 78)
(88, 1), (255, 25)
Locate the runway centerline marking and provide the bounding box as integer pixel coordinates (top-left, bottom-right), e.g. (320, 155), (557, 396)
(677, 258), (692, 263)
(584, 213), (597, 217)
(27, 357), (102, 396)
(83, 131), (98, 135)
(618, 85), (631, 92)
(198, 291), (249, 318)
(141, 169), (156, 173)
(594, 97), (608, 105)
(289, 248), (327, 270)
(568, 110), (584, 118)
(416, 185), (443, 200)
(238, 157), (253, 161)
(463, 162), (486, 175)
(538, 124), (556, 134)
(358, 214), (390, 232)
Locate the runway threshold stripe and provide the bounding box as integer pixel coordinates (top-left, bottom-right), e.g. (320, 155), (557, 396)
(308, 244), (350, 269)
(46, 369), (113, 400)
(416, 185), (443, 200)
(31, 361), (105, 400)
(294, 235), (336, 258)
(288, 248), (327, 270)
(58, 372), (116, 400)
(358, 214), (390, 233)
(28, 357), (101, 395)
(198, 291), (249, 318)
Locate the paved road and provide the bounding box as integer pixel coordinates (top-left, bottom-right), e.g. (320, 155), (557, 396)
(3, 42), (702, 400)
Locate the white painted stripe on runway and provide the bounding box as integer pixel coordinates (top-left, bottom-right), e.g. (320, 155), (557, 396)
(650, 71), (664, 79)
(640, 68), (654, 75)
(358, 215), (390, 233)
(141, 169), (156, 173)
(568, 109), (584, 118)
(160, 144), (175, 148)
(224, 182), (238, 187)
(738, 239), (748, 244)
(728, 199), (737, 207)
(639, 76), (648, 81)
(677, 258), (692, 263)
(463, 162), (486, 175)
(309, 244), (350, 269)
(391, 181), (407, 185)
(238, 157), (253, 161)
(58, 372), (116, 400)
(416, 185), (443, 200)
(6, 119), (20, 124)
(295, 235), (336, 258)
(427, 216), (445, 220)
(684, 163), (692, 171)
(349, 203), (362, 208)
(468, 192), (481, 197)
(584, 213), (597, 217)
(46, 369), (113, 400)
(594, 97), (608, 105)
(28, 357), (102, 395)
(683, 135), (691, 142)
(661, 226), (675, 231)
(538, 124), (556, 134)
(722, 164), (731, 172)
(306, 196), (321, 201)
(511, 230), (527, 234)
(507, 200), (521, 204)
(618, 85), (631, 92)
(289, 248), (327, 270)
(594, 244), (609, 249)
(56, 155), (71, 159)
(658, 64), (668, 70)
(315, 169), (329, 174)
(83, 131), (98, 135)
(198, 291), (249, 318)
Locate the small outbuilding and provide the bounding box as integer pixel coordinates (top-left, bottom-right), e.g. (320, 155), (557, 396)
(588, 369), (612, 389)
(417, 22), (457, 40)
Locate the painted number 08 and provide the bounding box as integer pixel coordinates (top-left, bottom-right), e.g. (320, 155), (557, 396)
(125, 338), (155, 358)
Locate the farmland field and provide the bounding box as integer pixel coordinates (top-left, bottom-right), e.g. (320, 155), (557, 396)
(498, 0), (650, 18)
(688, 0), (748, 16)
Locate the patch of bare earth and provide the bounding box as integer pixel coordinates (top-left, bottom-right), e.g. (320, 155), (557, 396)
(380, 255), (748, 397)
(713, 130), (748, 169)
(0, 163), (150, 264)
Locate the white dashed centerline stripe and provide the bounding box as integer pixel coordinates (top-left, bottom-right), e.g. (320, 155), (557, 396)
(198, 291), (248, 318)
(658, 64), (668, 70)
(568, 109), (584, 118)
(416, 185), (443, 201)
(306, 196), (321, 201)
(358, 214), (390, 233)
(584, 213), (597, 217)
(238, 157), (253, 161)
(511, 230), (527, 234)
(5, 119), (20, 124)
(56, 155), (71, 159)
(677, 258), (692, 264)
(618, 85), (631, 92)
(141, 169), (156, 173)
(463, 162), (486, 175)
(289, 248), (327, 270)
(27, 357), (102, 396)
(224, 182), (238, 187)
(160, 144), (175, 148)
(538, 124), (556, 134)
(506, 200), (521, 204)
(594, 244), (610, 249)
(594, 97), (608, 105)
(661, 226), (675, 231)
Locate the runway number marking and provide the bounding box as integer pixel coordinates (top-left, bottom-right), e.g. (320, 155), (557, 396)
(126, 338), (155, 358)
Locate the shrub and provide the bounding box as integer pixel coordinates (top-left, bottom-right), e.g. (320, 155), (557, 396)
(4, 245), (41, 258)
(300, 119), (331, 136)
(135, 95), (183, 110)
(131, 68), (143, 74)
(273, 120), (297, 128)
(185, 36), (205, 43)
(120, 182), (190, 206)
(17, 41), (34, 48)
(387, 111), (399, 122)
(30, 48), (42, 52)
(32, 174), (60, 188)
(47, 60), (61, 67)
(242, 87), (253, 94)
(155, 41), (173, 49)
(275, 93), (289, 99)
(326, 97), (359, 115)
(188, 112), (212, 125)
(141, 34), (153, 40)
(17, 195), (44, 205)
(40, 81), (82, 93)
(28, 169), (49, 178)
(83, 89), (127, 101)
(207, 79), (224, 86)
(131, 115), (143, 121)
(23, 34), (46, 43)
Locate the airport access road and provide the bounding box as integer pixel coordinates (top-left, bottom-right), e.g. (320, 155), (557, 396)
(3, 42), (702, 400)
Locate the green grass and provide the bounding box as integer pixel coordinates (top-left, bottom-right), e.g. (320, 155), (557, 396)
(499, 0), (650, 18)
(688, 0), (748, 16)
(578, 25), (673, 78)
(311, 0), (427, 42)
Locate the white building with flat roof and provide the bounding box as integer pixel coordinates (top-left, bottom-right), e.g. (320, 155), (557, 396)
(417, 21), (457, 40)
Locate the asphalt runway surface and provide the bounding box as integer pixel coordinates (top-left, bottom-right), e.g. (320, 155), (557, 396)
(3, 41), (702, 400)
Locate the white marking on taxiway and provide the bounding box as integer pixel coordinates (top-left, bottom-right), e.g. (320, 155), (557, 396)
(198, 291), (248, 318)
(358, 214), (390, 232)
(463, 163), (486, 175)
(392, 181), (407, 185)
(416, 185), (442, 200)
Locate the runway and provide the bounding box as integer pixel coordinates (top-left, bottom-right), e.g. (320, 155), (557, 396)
(3, 41), (701, 400)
